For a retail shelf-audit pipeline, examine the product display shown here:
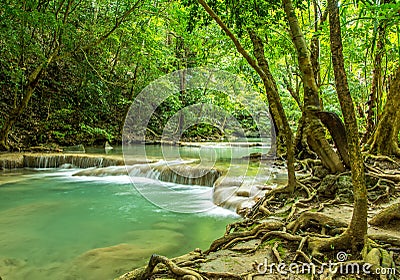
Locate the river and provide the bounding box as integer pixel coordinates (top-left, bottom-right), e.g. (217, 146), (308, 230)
(0, 142), (274, 279)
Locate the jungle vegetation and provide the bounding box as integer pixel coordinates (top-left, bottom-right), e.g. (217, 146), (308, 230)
(1, 0), (400, 270)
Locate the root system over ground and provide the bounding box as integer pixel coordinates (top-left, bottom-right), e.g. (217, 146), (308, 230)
(118, 157), (400, 280)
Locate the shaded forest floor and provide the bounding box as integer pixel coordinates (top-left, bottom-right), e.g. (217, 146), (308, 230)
(118, 155), (400, 280)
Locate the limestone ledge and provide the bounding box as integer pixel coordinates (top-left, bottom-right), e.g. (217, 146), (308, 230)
(0, 153), (151, 169)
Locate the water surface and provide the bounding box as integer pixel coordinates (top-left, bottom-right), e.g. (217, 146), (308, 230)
(0, 169), (236, 280)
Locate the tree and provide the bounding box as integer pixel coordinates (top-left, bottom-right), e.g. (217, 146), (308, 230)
(367, 66), (400, 156)
(198, 0), (297, 192)
(282, 0), (346, 173)
(363, 14), (387, 142)
(0, 0), (143, 150)
(308, 0), (367, 255)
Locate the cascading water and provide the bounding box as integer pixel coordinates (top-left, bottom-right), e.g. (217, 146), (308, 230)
(23, 154), (124, 168)
(72, 160), (222, 187)
(0, 143), (283, 280)
(1, 143), (283, 213)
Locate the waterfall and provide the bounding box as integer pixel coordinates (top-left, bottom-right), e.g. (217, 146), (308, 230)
(23, 154), (124, 168)
(156, 165), (221, 187)
(73, 162), (222, 187)
(0, 154), (24, 169)
(0, 152), (287, 216)
(212, 174), (283, 214)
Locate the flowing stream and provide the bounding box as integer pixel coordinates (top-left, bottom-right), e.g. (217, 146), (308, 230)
(0, 143), (275, 280)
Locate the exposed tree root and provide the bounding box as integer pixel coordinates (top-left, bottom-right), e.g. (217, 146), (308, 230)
(225, 219), (258, 235)
(205, 221), (284, 253)
(367, 171), (400, 183)
(365, 153), (400, 167)
(248, 230), (304, 254)
(272, 241), (282, 263)
(369, 203), (400, 226)
(287, 211), (348, 234)
(137, 254), (204, 280)
(308, 232), (352, 257)
(119, 157), (400, 280)
(368, 234), (400, 247)
(246, 180), (314, 220)
(198, 271), (243, 279)
(294, 236), (312, 262)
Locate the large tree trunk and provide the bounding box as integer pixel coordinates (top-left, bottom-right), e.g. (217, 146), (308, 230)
(363, 21), (386, 143)
(363, 23), (385, 142)
(328, 0), (368, 255)
(282, 0), (345, 173)
(317, 111), (350, 168)
(198, 0), (296, 192)
(368, 66), (400, 156)
(248, 31), (296, 192)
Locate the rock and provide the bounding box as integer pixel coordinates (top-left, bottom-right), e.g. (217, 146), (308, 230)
(104, 141), (113, 154)
(365, 248), (381, 266)
(182, 275), (197, 280)
(235, 184), (254, 197)
(70, 229), (183, 280)
(380, 248), (393, 268)
(335, 175), (353, 200)
(59, 163), (74, 169)
(242, 152), (262, 161)
(318, 175), (353, 202)
(0, 154), (24, 169)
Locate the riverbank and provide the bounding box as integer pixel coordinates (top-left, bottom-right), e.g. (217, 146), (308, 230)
(117, 199), (400, 280)
(116, 156), (400, 280)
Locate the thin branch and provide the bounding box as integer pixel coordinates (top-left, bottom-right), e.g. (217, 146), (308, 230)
(197, 0), (265, 79)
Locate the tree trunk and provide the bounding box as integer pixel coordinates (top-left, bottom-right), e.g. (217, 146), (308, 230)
(363, 21), (386, 143)
(310, 0), (328, 90)
(248, 31), (296, 192)
(328, 0), (368, 255)
(0, 87), (35, 151)
(282, 0), (345, 173)
(368, 66), (400, 156)
(197, 0), (296, 192)
(316, 111), (350, 168)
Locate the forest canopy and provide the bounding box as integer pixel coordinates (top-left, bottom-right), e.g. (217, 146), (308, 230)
(2, 0), (400, 275)
(0, 0), (399, 154)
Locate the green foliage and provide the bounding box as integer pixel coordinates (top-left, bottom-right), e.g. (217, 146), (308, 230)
(80, 124), (114, 143)
(0, 0), (399, 148)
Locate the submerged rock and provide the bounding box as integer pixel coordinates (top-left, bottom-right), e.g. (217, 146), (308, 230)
(69, 229), (183, 280)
